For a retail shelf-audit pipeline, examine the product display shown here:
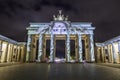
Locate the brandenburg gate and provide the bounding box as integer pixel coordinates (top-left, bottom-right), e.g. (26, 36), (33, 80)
(26, 10), (95, 62)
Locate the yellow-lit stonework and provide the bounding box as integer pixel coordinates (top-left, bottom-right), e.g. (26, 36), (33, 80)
(96, 36), (120, 63)
(0, 35), (26, 63)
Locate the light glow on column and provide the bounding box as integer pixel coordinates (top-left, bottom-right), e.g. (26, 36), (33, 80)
(50, 33), (54, 62)
(38, 34), (43, 62)
(113, 43), (119, 63)
(66, 33), (70, 62)
(78, 33), (83, 62)
(89, 34), (95, 62)
(26, 34), (31, 62)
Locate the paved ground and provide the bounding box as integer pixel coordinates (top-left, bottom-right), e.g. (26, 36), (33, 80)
(0, 62), (23, 67)
(97, 63), (120, 69)
(0, 63), (120, 80)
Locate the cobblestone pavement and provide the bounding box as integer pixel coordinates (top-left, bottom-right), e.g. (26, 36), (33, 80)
(0, 63), (120, 80)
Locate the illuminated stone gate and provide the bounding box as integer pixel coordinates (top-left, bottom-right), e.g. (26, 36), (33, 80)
(26, 10), (95, 62)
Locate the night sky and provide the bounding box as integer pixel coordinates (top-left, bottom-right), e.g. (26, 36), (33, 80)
(0, 0), (120, 43)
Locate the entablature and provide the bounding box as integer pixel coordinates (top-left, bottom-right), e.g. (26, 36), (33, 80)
(0, 35), (18, 44)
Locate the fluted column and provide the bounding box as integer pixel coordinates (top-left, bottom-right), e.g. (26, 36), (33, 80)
(112, 43), (116, 63)
(50, 33), (55, 62)
(38, 34), (43, 62)
(78, 33), (83, 62)
(26, 34), (31, 62)
(89, 34), (95, 62)
(66, 33), (70, 62)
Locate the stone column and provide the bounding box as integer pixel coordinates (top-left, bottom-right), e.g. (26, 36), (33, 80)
(109, 44), (114, 63)
(31, 35), (37, 61)
(78, 33), (83, 62)
(50, 33), (55, 62)
(96, 47), (100, 62)
(10, 44), (14, 62)
(117, 41), (120, 63)
(26, 34), (31, 62)
(4, 43), (9, 62)
(111, 43), (116, 63)
(85, 36), (90, 62)
(89, 34), (95, 62)
(9, 44), (13, 62)
(66, 33), (70, 62)
(75, 35), (78, 61)
(1, 43), (9, 62)
(107, 45), (111, 63)
(118, 41), (120, 54)
(32, 36), (37, 61)
(102, 47), (106, 62)
(54, 37), (56, 61)
(30, 36), (33, 61)
(20, 46), (25, 62)
(43, 38), (46, 61)
(84, 38), (88, 61)
(6, 44), (11, 62)
(14, 46), (17, 62)
(0, 41), (3, 62)
(38, 34), (43, 62)
(17, 47), (20, 62)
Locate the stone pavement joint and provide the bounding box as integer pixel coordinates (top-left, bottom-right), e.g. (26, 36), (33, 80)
(96, 63), (120, 69)
(0, 62), (23, 67)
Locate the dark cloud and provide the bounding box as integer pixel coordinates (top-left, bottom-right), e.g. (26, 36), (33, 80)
(0, 0), (120, 42)
(0, 0), (27, 17)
